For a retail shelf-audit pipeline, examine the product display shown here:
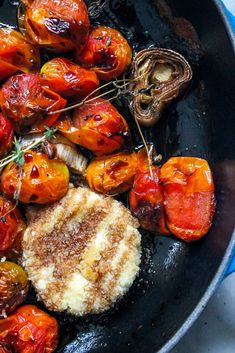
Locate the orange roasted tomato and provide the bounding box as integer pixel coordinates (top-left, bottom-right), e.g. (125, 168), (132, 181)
(86, 151), (137, 195)
(0, 73), (66, 134)
(40, 57), (99, 99)
(76, 26), (132, 81)
(0, 305), (58, 353)
(129, 148), (169, 234)
(0, 262), (28, 317)
(1, 151), (69, 204)
(0, 196), (25, 257)
(56, 98), (130, 155)
(0, 115), (14, 159)
(19, 0), (90, 53)
(160, 157), (216, 242)
(0, 27), (40, 82)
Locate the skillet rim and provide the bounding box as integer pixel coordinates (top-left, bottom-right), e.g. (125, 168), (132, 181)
(157, 1), (235, 351)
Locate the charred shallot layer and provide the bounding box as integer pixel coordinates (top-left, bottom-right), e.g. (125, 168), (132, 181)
(76, 26), (132, 81)
(129, 48), (192, 126)
(0, 73), (66, 134)
(18, 0), (90, 53)
(40, 57), (99, 99)
(20, 133), (88, 175)
(0, 27), (40, 81)
(0, 262), (29, 317)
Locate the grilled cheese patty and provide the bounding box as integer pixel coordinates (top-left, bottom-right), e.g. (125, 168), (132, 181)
(23, 187), (141, 316)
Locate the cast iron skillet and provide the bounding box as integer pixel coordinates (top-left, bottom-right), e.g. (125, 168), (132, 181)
(0, 0), (235, 352)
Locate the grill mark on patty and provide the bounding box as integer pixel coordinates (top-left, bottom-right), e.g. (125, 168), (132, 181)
(23, 187), (141, 315)
(84, 218), (127, 312)
(106, 231), (139, 301)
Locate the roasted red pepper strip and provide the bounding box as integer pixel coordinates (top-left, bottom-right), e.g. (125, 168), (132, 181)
(0, 305), (58, 353)
(56, 98), (130, 156)
(0, 114), (14, 159)
(129, 148), (169, 234)
(160, 157), (216, 241)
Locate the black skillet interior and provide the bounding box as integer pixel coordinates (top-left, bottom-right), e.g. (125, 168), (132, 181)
(0, 0), (235, 352)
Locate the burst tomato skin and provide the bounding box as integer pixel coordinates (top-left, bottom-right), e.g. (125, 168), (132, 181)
(0, 27), (40, 81)
(0, 115), (14, 159)
(40, 57), (99, 99)
(87, 151), (137, 195)
(129, 148), (169, 234)
(0, 262), (29, 317)
(76, 26), (132, 80)
(0, 196), (25, 257)
(56, 98), (130, 156)
(1, 151), (69, 204)
(0, 73), (66, 134)
(21, 0), (90, 53)
(160, 157), (216, 241)
(0, 305), (58, 353)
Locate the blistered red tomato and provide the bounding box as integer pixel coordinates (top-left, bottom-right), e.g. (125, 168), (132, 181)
(0, 27), (40, 81)
(19, 0), (90, 53)
(160, 157), (216, 241)
(0, 305), (58, 353)
(1, 151), (69, 204)
(0, 115), (14, 159)
(76, 26), (132, 80)
(0, 196), (25, 257)
(56, 98), (130, 155)
(0, 262), (29, 317)
(129, 148), (169, 234)
(40, 57), (99, 99)
(87, 151), (137, 195)
(0, 73), (66, 134)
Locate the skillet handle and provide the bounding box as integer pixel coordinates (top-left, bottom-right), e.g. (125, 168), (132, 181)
(217, 0), (235, 39)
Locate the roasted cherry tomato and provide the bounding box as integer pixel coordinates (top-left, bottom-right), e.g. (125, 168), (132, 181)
(160, 157), (216, 241)
(0, 304), (58, 353)
(56, 98), (130, 155)
(0, 262), (28, 317)
(76, 26), (132, 80)
(0, 27), (40, 81)
(0, 115), (14, 159)
(129, 148), (169, 234)
(19, 0), (89, 53)
(40, 57), (99, 99)
(1, 151), (69, 204)
(0, 196), (25, 258)
(86, 151), (137, 195)
(0, 342), (11, 353)
(0, 73), (66, 134)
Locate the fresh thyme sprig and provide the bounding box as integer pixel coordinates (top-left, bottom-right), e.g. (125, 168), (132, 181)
(0, 127), (56, 170)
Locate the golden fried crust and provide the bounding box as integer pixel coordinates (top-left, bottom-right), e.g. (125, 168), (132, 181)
(23, 187), (141, 316)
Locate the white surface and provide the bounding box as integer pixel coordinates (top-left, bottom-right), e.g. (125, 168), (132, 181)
(171, 272), (235, 353)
